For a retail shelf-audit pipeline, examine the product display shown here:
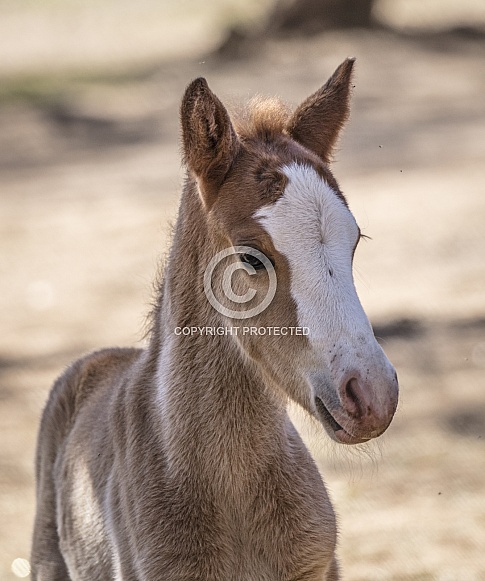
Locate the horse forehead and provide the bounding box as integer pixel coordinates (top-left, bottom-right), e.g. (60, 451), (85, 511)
(219, 140), (330, 215)
(213, 148), (286, 234)
(255, 162), (355, 244)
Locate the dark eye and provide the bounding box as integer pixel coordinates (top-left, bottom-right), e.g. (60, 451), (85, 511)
(239, 252), (265, 270)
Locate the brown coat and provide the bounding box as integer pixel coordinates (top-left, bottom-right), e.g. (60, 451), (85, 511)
(31, 59), (396, 580)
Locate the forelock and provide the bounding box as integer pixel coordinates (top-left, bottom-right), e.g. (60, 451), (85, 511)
(233, 97), (291, 142)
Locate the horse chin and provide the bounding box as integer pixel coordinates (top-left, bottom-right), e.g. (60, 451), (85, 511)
(314, 396), (371, 445)
(332, 428), (371, 445)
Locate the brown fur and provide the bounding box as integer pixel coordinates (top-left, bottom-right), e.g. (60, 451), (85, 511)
(32, 60), (357, 580)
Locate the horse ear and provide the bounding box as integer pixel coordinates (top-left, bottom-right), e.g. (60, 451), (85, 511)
(181, 78), (239, 210)
(286, 58), (355, 164)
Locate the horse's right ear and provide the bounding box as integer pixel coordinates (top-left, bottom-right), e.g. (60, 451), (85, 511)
(286, 58), (355, 164)
(181, 78), (239, 210)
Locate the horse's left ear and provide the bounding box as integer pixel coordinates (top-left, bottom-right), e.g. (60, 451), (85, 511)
(181, 78), (239, 210)
(286, 58), (355, 164)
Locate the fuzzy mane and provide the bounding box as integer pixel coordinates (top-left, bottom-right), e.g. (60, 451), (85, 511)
(233, 97), (291, 142)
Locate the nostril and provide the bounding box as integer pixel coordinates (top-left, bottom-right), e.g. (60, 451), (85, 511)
(344, 377), (363, 418)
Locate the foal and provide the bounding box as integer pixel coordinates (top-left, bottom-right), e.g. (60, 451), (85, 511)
(31, 59), (398, 581)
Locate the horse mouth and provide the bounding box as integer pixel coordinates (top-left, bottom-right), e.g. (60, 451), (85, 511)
(314, 396), (370, 445)
(314, 396), (342, 431)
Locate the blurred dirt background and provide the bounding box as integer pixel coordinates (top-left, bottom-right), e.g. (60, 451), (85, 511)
(1, 1), (485, 580)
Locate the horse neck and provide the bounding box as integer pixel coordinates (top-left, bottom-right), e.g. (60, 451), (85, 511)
(150, 179), (287, 486)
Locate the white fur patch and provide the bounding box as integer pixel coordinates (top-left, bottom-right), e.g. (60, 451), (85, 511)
(255, 162), (381, 390)
(58, 456), (109, 579)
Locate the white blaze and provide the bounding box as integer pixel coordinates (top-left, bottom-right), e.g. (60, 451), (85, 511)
(255, 162), (386, 398)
